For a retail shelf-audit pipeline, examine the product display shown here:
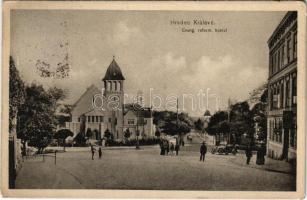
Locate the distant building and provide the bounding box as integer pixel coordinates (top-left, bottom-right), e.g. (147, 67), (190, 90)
(66, 58), (155, 141)
(267, 12), (297, 160)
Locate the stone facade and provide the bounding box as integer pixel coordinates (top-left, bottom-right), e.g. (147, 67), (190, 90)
(267, 12), (297, 161)
(66, 58), (154, 141)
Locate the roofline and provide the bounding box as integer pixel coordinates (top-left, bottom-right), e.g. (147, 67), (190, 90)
(267, 11), (296, 45)
(71, 84), (99, 113)
(102, 78), (125, 81)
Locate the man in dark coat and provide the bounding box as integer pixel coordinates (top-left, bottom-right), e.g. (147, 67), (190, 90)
(91, 144), (95, 160)
(160, 140), (164, 155)
(245, 145), (253, 165)
(175, 143), (180, 156)
(200, 142), (207, 162)
(98, 147), (102, 159)
(166, 141), (170, 155)
(256, 144), (265, 165)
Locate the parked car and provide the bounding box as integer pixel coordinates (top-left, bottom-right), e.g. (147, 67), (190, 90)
(211, 142), (238, 155)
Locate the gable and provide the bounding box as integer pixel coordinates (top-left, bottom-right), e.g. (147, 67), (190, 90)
(124, 110), (137, 119)
(71, 84), (102, 117)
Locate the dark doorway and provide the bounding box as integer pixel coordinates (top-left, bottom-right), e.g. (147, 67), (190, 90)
(282, 129), (289, 159)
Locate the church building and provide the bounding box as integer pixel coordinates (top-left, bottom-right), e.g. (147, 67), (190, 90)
(66, 58), (155, 141)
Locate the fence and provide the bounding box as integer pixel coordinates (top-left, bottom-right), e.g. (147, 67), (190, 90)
(24, 151), (58, 165)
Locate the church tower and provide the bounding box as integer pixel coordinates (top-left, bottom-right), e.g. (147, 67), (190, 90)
(102, 57), (125, 139)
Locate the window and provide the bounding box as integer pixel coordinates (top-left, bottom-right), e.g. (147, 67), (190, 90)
(281, 45), (285, 67)
(88, 116), (91, 123)
(92, 116), (95, 123)
(96, 116), (99, 122)
(100, 116), (104, 122)
(274, 53), (278, 73)
(115, 118), (117, 125)
(109, 118), (111, 123)
(114, 82), (117, 91)
(269, 56), (273, 76)
(272, 53), (276, 74)
(270, 88), (274, 110)
(273, 87), (279, 109)
(287, 36), (292, 63)
(78, 117), (80, 122)
(285, 80), (290, 107)
(292, 76), (297, 106)
(277, 50), (280, 70)
(293, 33), (297, 59)
(128, 119), (135, 125)
(280, 83), (284, 108)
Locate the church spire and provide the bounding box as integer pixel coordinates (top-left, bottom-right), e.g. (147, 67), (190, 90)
(102, 57), (125, 81)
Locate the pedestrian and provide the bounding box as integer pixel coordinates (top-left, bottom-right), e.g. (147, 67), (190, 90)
(160, 140), (165, 155)
(164, 140), (169, 156)
(200, 142), (207, 162)
(245, 145), (253, 165)
(256, 144), (265, 165)
(175, 143), (180, 156)
(98, 147), (102, 159)
(91, 144), (95, 160)
(170, 143), (174, 155)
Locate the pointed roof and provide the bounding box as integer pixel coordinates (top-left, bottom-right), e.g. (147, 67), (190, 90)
(71, 85), (102, 117)
(204, 110), (211, 117)
(102, 58), (125, 81)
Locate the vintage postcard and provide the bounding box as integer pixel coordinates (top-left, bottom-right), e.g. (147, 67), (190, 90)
(1, 1), (306, 199)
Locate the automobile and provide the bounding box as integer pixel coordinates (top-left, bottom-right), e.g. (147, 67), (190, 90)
(187, 134), (193, 141)
(211, 142), (238, 155)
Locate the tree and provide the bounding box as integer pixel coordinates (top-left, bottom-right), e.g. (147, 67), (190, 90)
(74, 132), (86, 146)
(18, 83), (60, 153)
(155, 129), (161, 137)
(54, 129), (74, 151)
(104, 129), (114, 144)
(162, 120), (191, 135)
(124, 128), (131, 139)
(86, 128), (93, 139)
(229, 101), (253, 144)
(9, 56), (25, 132)
(194, 118), (204, 132)
(250, 88), (268, 141)
(206, 111), (228, 136)
(153, 110), (193, 136)
(248, 83), (267, 105)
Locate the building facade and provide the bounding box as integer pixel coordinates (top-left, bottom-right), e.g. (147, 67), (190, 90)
(267, 12), (297, 161)
(66, 58), (155, 141)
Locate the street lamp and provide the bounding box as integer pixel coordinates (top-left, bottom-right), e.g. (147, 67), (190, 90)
(136, 105), (140, 150)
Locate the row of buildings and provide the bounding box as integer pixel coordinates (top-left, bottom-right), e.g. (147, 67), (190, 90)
(266, 11), (297, 161)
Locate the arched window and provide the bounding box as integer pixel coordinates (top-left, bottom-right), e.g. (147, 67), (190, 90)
(114, 81), (117, 91)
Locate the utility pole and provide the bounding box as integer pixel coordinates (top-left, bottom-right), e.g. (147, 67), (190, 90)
(176, 98), (181, 146)
(136, 106), (140, 149)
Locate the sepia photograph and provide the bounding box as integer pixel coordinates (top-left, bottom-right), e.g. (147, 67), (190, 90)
(2, 1), (306, 198)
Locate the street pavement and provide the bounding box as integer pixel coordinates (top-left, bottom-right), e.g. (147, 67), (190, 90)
(15, 144), (295, 191)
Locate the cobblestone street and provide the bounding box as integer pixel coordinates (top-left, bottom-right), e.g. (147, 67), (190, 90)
(15, 145), (295, 191)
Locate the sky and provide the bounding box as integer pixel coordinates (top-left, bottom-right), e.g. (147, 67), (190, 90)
(11, 10), (286, 117)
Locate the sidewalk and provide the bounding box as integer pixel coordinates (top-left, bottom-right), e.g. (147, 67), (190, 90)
(229, 153), (295, 175)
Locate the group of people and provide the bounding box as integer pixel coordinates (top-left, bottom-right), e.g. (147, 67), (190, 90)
(90, 144), (102, 160)
(159, 139), (180, 156)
